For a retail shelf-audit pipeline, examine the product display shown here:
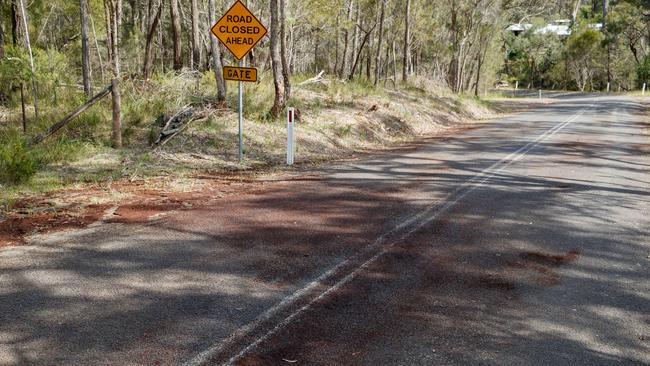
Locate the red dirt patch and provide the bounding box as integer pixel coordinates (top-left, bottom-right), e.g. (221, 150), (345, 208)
(0, 204), (110, 247)
(1, 191), (210, 245)
(0, 172), (278, 247)
(107, 203), (183, 224)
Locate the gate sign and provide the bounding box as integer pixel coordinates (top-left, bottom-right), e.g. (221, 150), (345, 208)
(223, 66), (257, 82)
(211, 1), (268, 60)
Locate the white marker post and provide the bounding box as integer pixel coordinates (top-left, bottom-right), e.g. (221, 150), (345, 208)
(539, 89), (542, 99)
(287, 107), (295, 165)
(643, 83), (647, 96)
(515, 81), (518, 97)
(607, 82), (610, 93)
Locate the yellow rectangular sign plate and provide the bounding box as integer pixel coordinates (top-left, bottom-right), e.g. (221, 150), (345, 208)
(223, 66), (258, 82)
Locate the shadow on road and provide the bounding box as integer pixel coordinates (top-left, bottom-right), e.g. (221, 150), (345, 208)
(1, 97), (648, 365)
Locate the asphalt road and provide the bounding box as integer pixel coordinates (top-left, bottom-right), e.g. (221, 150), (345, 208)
(1, 95), (648, 365)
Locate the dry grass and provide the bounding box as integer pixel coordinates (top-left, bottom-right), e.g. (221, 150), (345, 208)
(1, 73), (499, 207)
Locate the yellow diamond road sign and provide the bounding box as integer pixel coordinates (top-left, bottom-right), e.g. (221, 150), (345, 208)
(211, 1), (268, 60)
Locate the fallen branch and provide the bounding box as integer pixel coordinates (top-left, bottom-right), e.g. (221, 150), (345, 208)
(30, 85), (112, 146)
(154, 104), (191, 145)
(298, 70), (327, 86)
(153, 116), (202, 150)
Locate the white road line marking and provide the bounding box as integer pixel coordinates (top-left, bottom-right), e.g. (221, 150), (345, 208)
(182, 101), (595, 366)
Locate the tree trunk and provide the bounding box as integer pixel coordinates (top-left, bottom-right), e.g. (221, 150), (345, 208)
(448, 3), (459, 92)
(351, 2), (359, 72)
(112, 78), (122, 148)
(116, 0), (122, 30)
(104, 0), (113, 65)
(270, 0), (285, 119)
(338, 0), (353, 78)
(17, 0), (39, 121)
(374, 0), (385, 86)
(334, 14), (339, 74)
(280, 0), (291, 101)
(110, 0), (122, 62)
(474, 50), (484, 97)
(107, 0), (121, 147)
(191, 0), (200, 70)
(170, 0), (182, 70)
(630, 44), (640, 65)
(80, 0), (92, 96)
(383, 38), (390, 83)
(143, 0), (163, 79)
(0, 20), (5, 59)
(392, 39), (397, 86)
(366, 37), (372, 80)
(128, 0), (136, 36)
(208, 0), (226, 102)
(348, 24), (375, 80)
(109, 0), (120, 77)
(10, 2), (26, 131)
(402, 0), (410, 83)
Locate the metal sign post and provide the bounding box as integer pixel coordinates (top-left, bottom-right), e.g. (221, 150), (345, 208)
(210, 0), (267, 163)
(287, 107), (295, 165)
(238, 59), (244, 162)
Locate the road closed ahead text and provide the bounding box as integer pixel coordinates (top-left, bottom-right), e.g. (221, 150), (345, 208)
(211, 1), (267, 60)
(219, 16), (262, 45)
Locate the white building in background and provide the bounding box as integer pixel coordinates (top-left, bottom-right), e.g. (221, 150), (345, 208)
(507, 20), (603, 37)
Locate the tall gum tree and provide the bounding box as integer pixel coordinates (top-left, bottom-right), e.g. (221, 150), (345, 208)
(208, 0), (226, 102)
(80, 0), (92, 96)
(270, 0), (286, 118)
(191, 0), (200, 70)
(402, 0), (410, 82)
(280, 0), (291, 101)
(170, 0), (182, 70)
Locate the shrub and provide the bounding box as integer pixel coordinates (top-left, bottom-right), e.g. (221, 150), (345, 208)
(637, 56), (650, 89)
(0, 132), (39, 184)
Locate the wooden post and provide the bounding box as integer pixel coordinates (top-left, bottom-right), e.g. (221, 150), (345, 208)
(111, 78), (122, 147)
(30, 85), (112, 146)
(20, 84), (27, 132)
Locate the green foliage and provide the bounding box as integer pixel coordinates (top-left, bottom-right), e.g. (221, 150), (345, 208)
(0, 130), (39, 184)
(33, 48), (75, 102)
(0, 126), (91, 186)
(565, 25), (605, 91)
(0, 46), (32, 98)
(637, 56), (650, 87)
